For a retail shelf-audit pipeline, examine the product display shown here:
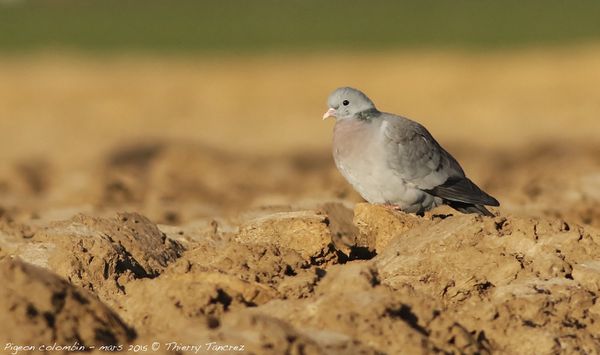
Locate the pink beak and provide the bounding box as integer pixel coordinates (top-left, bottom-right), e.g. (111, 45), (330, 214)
(322, 108), (337, 120)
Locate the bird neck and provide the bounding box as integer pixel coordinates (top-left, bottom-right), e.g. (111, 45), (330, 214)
(355, 108), (380, 121)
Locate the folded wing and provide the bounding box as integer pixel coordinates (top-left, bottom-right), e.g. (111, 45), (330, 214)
(425, 176), (499, 206)
(382, 114), (499, 207)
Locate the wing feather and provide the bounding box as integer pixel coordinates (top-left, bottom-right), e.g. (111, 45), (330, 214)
(426, 176), (500, 206)
(381, 113), (499, 207)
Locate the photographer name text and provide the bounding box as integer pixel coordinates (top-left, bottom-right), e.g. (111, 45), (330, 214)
(4, 341), (245, 354)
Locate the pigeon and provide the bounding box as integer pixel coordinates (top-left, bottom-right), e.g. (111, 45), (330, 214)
(323, 87), (499, 216)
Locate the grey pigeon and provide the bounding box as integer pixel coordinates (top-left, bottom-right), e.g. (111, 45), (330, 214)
(323, 87), (499, 216)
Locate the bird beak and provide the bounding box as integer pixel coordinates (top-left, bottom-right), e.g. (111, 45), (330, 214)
(322, 108), (337, 120)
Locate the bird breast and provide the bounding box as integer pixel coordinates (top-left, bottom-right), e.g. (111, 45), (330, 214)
(333, 119), (396, 202)
(333, 119), (377, 163)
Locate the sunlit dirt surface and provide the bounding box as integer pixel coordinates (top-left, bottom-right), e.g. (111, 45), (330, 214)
(1, 47), (600, 353)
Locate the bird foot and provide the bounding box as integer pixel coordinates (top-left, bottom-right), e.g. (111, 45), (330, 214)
(379, 204), (403, 212)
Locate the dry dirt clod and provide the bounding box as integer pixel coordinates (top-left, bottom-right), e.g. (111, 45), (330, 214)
(16, 212), (184, 304)
(375, 213), (600, 353)
(317, 202), (359, 256)
(120, 271), (278, 340)
(353, 203), (427, 252)
(250, 262), (491, 354)
(572, 260), (600, 291)
(0, 258), (135, 347)
(235, 210), (337, 265)
(219, 312), (384, 355)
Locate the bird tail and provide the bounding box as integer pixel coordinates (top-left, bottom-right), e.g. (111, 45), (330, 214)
(446, 200), (495, 217)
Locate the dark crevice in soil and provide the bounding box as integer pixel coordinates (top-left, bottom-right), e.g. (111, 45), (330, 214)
(385, 305), (429, 336)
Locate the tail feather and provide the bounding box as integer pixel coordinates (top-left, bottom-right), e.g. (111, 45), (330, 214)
(426, 177), (499, 207)
(446, 200), (495, 217)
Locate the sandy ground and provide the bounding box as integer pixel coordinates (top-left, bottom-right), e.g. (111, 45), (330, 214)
(1, 46), (600, 354)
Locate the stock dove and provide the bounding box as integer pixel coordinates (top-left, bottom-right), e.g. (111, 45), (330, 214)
(323, 87), (499, 216)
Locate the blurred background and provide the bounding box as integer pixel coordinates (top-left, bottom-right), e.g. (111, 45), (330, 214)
(1, 0), (599, 225)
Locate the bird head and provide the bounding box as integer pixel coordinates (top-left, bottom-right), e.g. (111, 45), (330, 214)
(323, 87), (377, 120)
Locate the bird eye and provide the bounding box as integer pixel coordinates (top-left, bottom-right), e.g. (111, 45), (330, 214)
(342, 100), (349, 106)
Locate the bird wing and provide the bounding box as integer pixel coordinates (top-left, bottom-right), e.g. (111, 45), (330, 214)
(427, 176), (499, 206)
(381, 114), (498, 206)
